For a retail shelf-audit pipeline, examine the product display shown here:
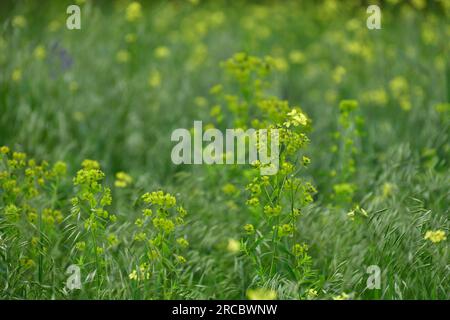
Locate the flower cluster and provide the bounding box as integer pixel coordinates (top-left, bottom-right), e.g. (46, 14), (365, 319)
(114, 171), (133, 188)
(0, 146), (71, 283)
(71, 160), (117, 286)
(142, 190), (177, 208)
(424, 230), (446, 244)
(246, 288), (277, 300)
(128, 190), (189, 295)
(209, 54), (317, 297)
(125, 2), (142, 22)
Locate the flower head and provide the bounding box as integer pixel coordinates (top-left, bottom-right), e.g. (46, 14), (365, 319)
(12, 69), (22, 82)
(246, 288), (277, 300)
(116, 50), (130, 63)
(115, 171), (133, 188)
(424, 230), (446, 243)
(307, 289), (318, 299)
(243, 224), (255, 234)
(226, 238), (240, 253)
(81, 159), (100, 170)
(0, 146), (10, 154)
(333, 292), (350, 300)
(176, 237), (189, 248)
(148, 70), (161, 88)
(33, 45), (46, 60)
(12, 15), (27, 28)
(154, 46), (170, 59)
(128, 270), (138, 280)
(126, 2), (142, 22)
(285, 109), (308, 127)
(175, 255), (186, 264)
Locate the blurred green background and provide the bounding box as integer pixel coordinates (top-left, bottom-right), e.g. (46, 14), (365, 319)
(0, 0), (449, 299)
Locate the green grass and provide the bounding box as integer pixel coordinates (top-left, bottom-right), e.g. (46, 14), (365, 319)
(0, 0), (448, 299)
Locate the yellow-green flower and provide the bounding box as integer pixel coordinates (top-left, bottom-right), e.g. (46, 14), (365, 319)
(176, 237), (189, 248)
(116, 50), (130, 63)
(412, 0), (426, 10)
(69, 81), (79, 93)
(152, 217), (175, 233)
(27, 211), (38, 224)
(175, 255), (186, 264)
(75, 241), (86, 251)
(42, 208), (63, 225)
(135, 218), (144, 228)
(289, 50), (305, 64)
(125, 33), (137, 43)
(246, 197), (259, 206)
(389, 76), (408, 97)
(142, 190), (176, 208)
(0, 146), (10, 154)
(52, 161), (67, 177)
(424, 230), (446, 243)
(154, 46), (170, 59)
(12, 15), (27, 28)
(129, 267), (150, 281)
(31, 237), (39, 247)
(277, 224), (294, 237)
(142, 208), (153, 217)
(332, 65), (346, 84)
(114, 171), (133, 188)
(272, 57), (288, 72)
(129, 270), (138, 280)
(333, 292), (350, 300)
(5, 204), (20, 221)
(285, 109), (307, 127)
(107, 233), (119, 246)
(264, 204), (282, 217)
(292, 243), (308, 256)
(222, 183), (237, 195)
(226, 238), (240, 253)
(148, 70), (161, 88)
(243, 224), (255, 234)
(302, 156), (311, 166)
(307, 289), (318, 299)
(81, 159), (100, 169)
(20, 258), (35, 269)
(33, 45), (46, 60)
(209, 84), (222, 95)
(382, 182), (396, 197)
(11, 69), (22, 82)
(134, 232), (147, 241)
(246, 288), (277, 300)
(48, 20), (61, 32)
(126, 2), (142, 22)
(347, 209), (355, 221)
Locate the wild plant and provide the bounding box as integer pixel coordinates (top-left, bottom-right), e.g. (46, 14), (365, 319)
(128, 190), (189, 299)
(0, 146), (67, 297)
(210, 53), (317, 298)
(329, 100), (364, 206)
(69, 159), (117, 294)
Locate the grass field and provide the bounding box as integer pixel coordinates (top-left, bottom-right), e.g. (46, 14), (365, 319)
(0, 0), (449, 300)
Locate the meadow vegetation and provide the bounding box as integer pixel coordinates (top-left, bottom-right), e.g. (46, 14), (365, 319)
(0, 0), (448, 299)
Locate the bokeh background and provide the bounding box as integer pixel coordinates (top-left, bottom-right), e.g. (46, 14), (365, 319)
(0, 0), (448, 299)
